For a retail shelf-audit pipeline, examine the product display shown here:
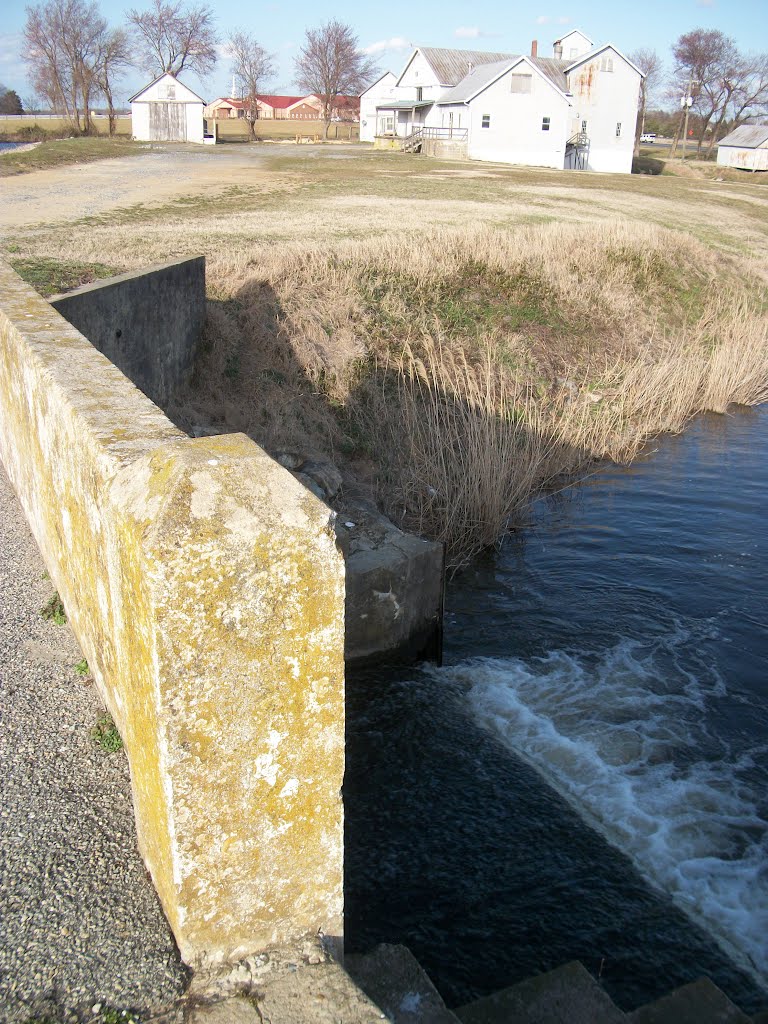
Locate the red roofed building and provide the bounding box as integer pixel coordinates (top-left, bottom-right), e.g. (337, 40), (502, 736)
(204, 93), (359, 122)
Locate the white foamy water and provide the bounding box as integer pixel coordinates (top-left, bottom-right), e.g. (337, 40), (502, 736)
(439, 628), (768, 987)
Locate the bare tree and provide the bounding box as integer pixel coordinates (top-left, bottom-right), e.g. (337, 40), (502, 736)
(127, 0), (219, 79)
(670, 29), (739, 156)
(294, 20), (378, 140)
(24, 0), (111, 133)
(96, 28), (131, 134)
(228, 30), (276, 139)
(708, 52), (768, 153)
(629, 48), (661, 156)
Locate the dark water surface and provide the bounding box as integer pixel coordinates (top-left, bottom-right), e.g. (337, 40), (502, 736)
(345, 405), (768, 1014)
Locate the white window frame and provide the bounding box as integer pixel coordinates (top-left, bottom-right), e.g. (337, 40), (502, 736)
(481, 114), (491, 128)
(542, 116), (551, 131)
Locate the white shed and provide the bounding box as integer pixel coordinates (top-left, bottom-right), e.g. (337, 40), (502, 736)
(716, 125), (768, 171)
(130, 73), (206, 144)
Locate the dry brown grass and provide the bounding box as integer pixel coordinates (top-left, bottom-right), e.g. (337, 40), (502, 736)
(167, 220), (767, 566)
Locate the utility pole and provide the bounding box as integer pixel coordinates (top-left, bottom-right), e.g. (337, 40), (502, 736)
(680, 76), (695, 161)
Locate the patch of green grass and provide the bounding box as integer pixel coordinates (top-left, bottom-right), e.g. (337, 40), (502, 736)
(10, 257), (118, 297)
(74, 658), (89, 676)
(0, 136), (143, 177)
(40, 592), (66, 626)
(91, 714), (124, 754)
(102, 1009), (141, 1024)
(359, 260), (565, 346)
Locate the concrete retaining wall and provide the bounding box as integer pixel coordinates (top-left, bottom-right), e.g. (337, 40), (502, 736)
(50, 257), (205, 408)
(421, 139), (469, 160)
(0, 261), (345, 965)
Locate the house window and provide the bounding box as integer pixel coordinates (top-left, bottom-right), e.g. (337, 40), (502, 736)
(616, 122), (622, 137)
(510, 74), (532, 94)
(569, 47), (578, 58)
(481, 114), (491, 128)
(542, 116), (551, 131)
(416, 87), (423, 101)
(600, 56), (614, 72)
(165, 84), (176, 99)
(582, 119), (588, 132)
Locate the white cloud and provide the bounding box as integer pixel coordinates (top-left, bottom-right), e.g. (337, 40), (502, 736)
(535, 15), (552, 25)
(454, 26), (502, 39)
(362, 36), (411, 55)
(696, 0), (715, 7)
(557, 15), (572, 24)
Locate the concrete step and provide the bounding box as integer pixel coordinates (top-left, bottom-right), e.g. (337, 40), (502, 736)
(454, 961), (627, 1024)
(345, 943), (462, 1023)
(627, 977), (752, 1024)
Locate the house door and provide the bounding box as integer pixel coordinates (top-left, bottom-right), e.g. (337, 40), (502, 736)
(149, 102), (187, 142)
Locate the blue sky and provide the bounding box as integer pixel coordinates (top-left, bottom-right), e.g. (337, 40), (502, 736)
(1, 0), (765, 107)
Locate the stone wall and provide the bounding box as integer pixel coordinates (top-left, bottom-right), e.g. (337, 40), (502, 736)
(50, 257), (205, 409)
(0, 261), (346, 966)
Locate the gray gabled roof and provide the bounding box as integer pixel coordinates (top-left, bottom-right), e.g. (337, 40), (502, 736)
(436, 60), (517, 103)
(717, 125), (768, 149)
(436, 55), (571, 105)
(532, 57), (569, 92)
(418, 47), (517, 86)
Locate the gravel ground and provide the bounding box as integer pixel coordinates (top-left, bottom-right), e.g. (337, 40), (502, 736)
(0, 465), (187, 1022)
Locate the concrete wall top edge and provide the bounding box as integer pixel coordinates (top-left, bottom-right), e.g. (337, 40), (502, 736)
(0, 261), (186, 463)
(47, 255), (206, 303)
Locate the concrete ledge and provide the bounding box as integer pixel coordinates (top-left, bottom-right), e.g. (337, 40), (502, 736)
(0, 261), (345, 964)
(51, 256), (205, 408)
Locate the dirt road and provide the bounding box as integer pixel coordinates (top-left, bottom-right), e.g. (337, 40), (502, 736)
(0, 143), (334, 231)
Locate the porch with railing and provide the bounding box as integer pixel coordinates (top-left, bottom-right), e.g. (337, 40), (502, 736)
(401, 125), (469, 152)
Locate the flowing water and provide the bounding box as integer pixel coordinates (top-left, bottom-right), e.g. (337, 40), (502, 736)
(345, 405), (768, 1014)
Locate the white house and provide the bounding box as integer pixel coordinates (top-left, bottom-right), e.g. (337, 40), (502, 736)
(360, 71), (401, 142)
(366, 30), (642, 173)
(130, 73), (206, 144)
(716, 125), (768, 171)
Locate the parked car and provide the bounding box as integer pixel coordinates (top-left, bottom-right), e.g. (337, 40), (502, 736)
(640, 132), (657, 143)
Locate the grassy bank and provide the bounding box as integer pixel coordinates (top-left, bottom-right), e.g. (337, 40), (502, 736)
(0, 136), (142, 176)
(172, 221), (768, 567)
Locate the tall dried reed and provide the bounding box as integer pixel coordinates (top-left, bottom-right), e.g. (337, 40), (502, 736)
(180, 222), (767, 566)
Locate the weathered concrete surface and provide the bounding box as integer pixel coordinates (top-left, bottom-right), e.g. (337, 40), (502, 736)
(338, 505), (444, 664)
(455, 961), (627, 1024)
(421, 140), (469, 160)
(628, 978), (752, 1024)
(186, 935), (386, 1023)
(0, 261), (345, 966)
(345, 944), (460, 1023)
(0, 464), (186, 1023)
(50, 256), (205, 408)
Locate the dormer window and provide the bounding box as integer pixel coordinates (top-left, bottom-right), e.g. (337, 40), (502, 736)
(600, 56), (614, 72)
(416, 87), (423, 101)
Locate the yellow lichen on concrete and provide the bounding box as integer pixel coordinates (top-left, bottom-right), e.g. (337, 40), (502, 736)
(0, 261), (345, 964)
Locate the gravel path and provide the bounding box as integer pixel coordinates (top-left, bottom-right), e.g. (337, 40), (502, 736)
(0, 465), (186, 1022)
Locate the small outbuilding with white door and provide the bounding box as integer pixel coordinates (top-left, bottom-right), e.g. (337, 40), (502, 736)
(716, 125), (768, 172)
(130, 73), (206, 144)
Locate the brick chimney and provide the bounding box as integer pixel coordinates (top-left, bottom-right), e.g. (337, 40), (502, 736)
(531, 39), (538, 58)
